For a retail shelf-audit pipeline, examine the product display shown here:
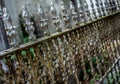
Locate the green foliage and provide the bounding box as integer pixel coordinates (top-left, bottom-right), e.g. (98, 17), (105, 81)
(19, 14), (39, 43)
(108, 76), (113, 83)
(90, 75), (100, 84)
(18, 14), (28, 37)
(95, 75), (100, 81)
(79, 54), (103, 81)
(23, 37), (29, 43)
(19, 14), (29, 43)
(87, 69), (91, 74)
(21, 50), (27, 57)
(92, 57), (96, 64)
(29, 47), (35, 59)
(90, 79), (94, 84)
(10, 54), (16, 60)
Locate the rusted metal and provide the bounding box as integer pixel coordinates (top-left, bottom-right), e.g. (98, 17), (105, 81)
(0, 0), (120, 84)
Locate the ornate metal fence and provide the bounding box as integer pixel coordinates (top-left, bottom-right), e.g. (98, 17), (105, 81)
(0, 0), (120, 84)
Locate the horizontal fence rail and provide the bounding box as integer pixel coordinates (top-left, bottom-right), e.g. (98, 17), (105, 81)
(0, 13), (119, 84)
(0, 0), (120, 84)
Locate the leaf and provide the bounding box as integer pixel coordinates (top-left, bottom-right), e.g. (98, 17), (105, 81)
(23, 37), (29, 43)
(92, 57), (96, 64)
(108, 76), (113, 83)
(90, 79), (94, 84)
(11, 54), (16, 60)
(87, 69), (91, 75)
(29, 47), (35, 58)
(30, 47), (34, 52)
(96, 75), (100, 81)
(21, 50), (27, 57)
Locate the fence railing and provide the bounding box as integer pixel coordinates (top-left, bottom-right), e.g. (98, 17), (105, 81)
(0, 0), (120, 84)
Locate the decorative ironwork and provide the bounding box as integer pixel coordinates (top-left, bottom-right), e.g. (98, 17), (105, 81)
(38, 4), (50, 36)
(105, 0), (112, 14)
(0, 0), (120, 84)
(22, 5), (36, 41)
(50, 2), (62, 32)
(61, 1), (70, 29)
(95, 0), (102, 17)
(99, 0), (106, 16)
(84, 0), (92, 21)
(77, 0), (85, 23)
(2, 7), (17, 47)
(70, 1), (79, 27)
(90, 0), (97, 19)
